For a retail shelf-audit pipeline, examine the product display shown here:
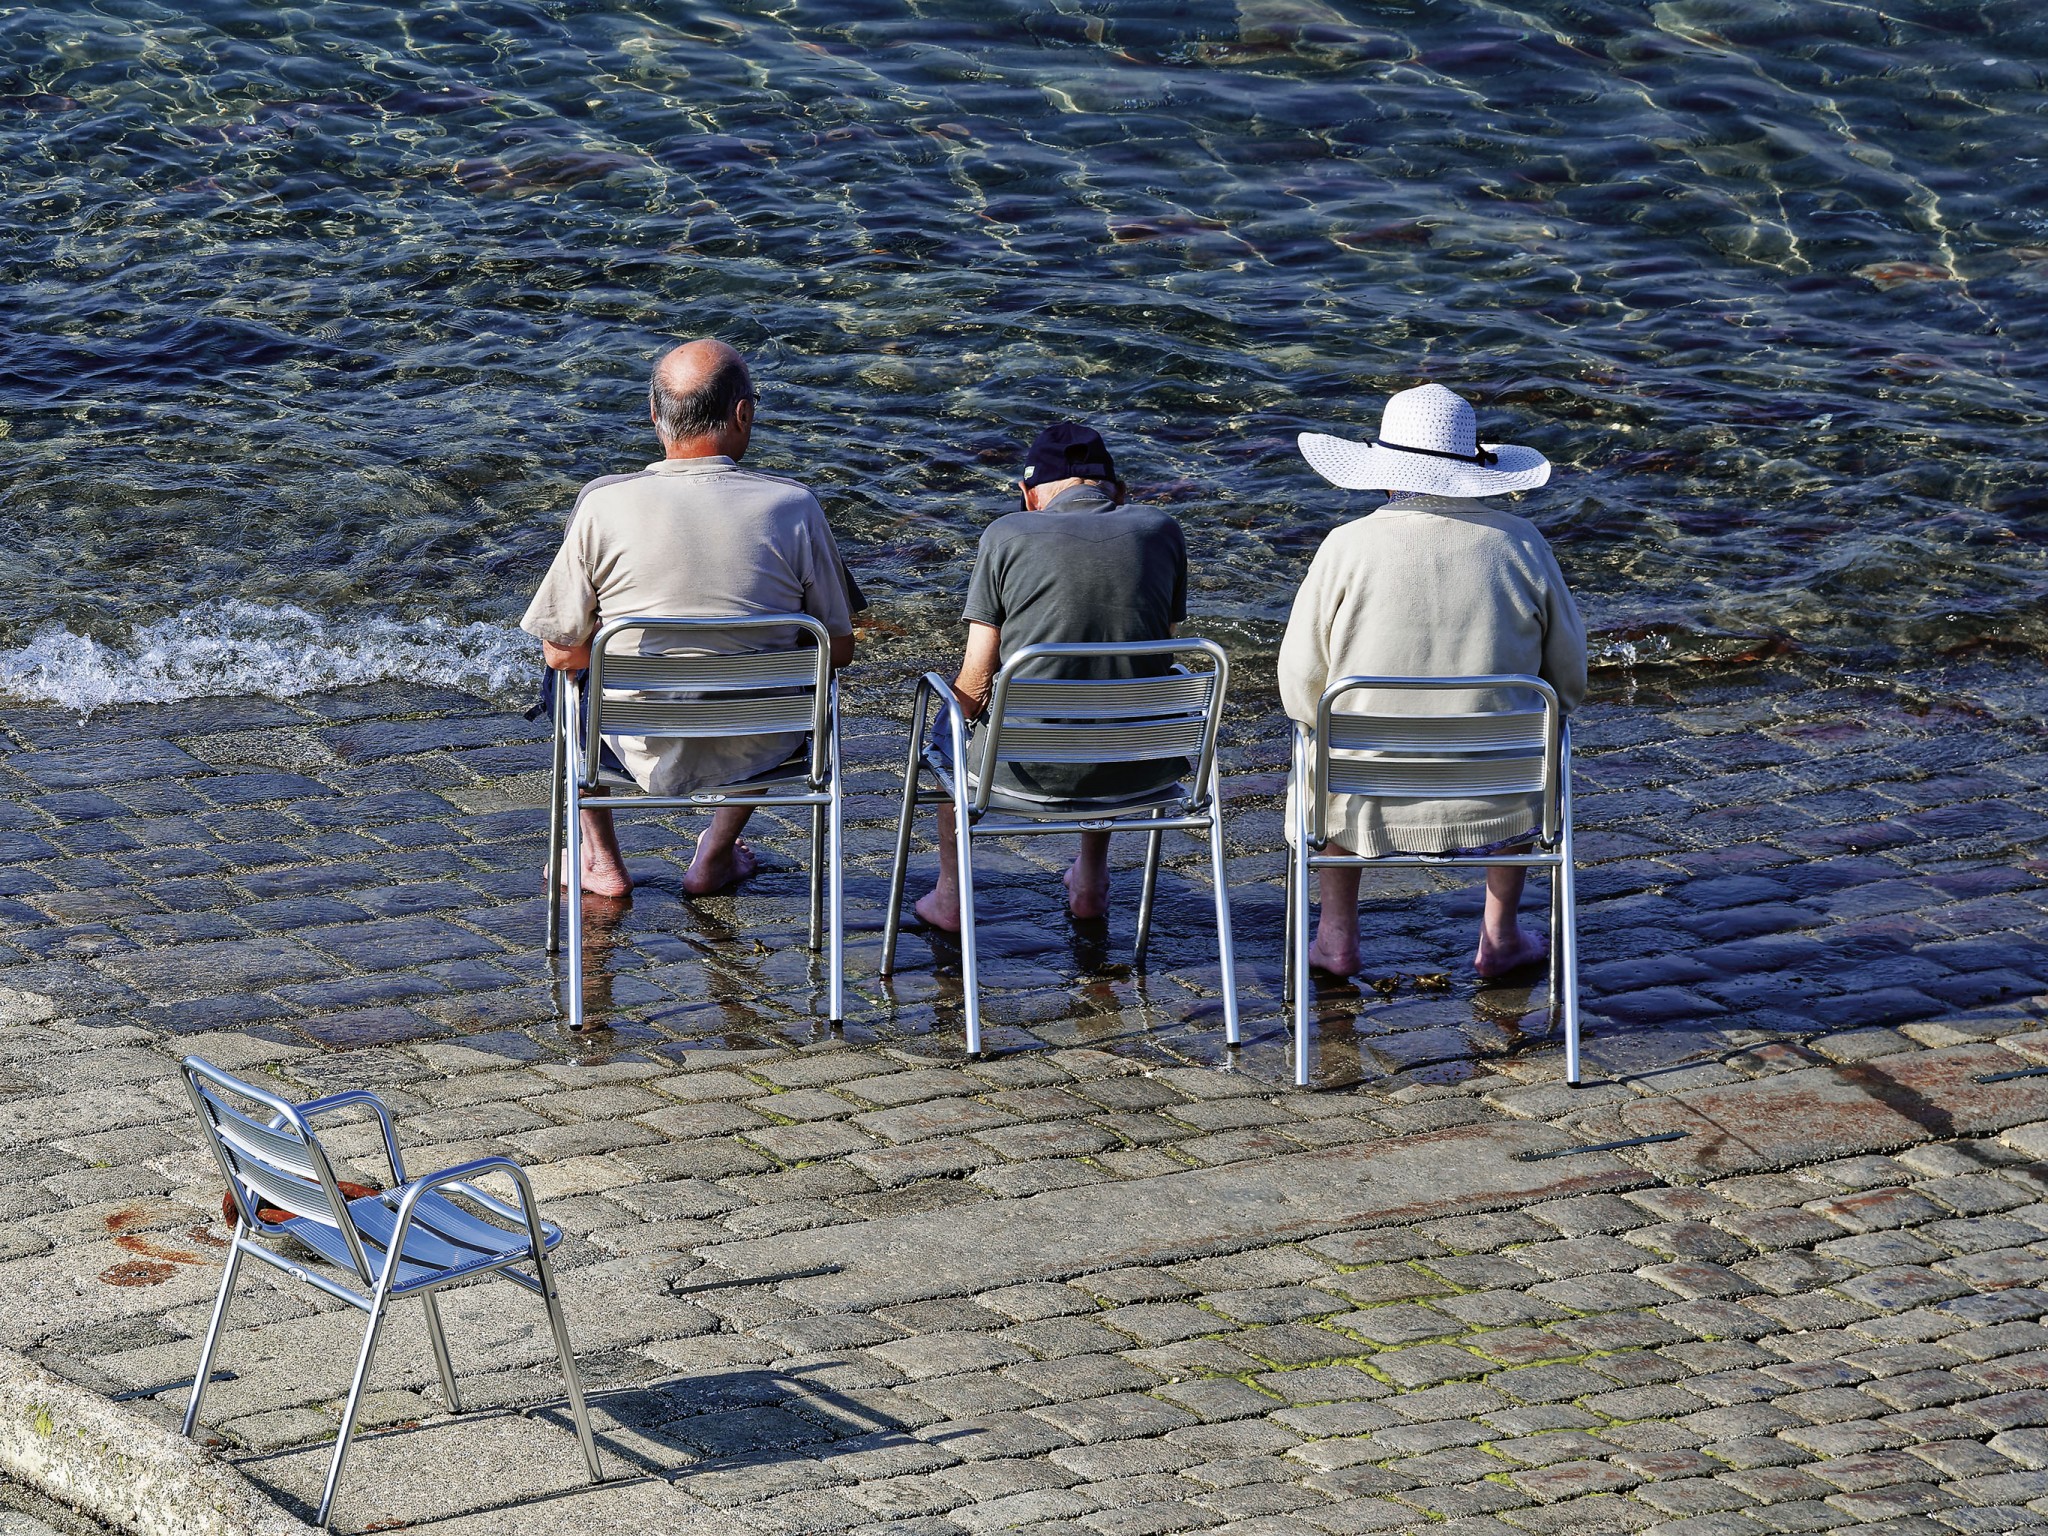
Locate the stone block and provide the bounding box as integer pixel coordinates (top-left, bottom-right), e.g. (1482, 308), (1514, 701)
(1511, 1460), (1640, 1502)
(1031, 1393), (1198, 1445)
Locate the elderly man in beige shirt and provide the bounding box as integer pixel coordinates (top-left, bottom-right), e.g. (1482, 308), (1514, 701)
(1281, 383), (1587, 980)
(522, 339), (858, 898)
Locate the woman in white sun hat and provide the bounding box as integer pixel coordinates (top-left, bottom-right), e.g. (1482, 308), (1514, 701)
(1279, 383), (1587, 980)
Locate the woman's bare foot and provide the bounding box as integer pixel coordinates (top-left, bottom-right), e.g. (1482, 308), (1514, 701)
(683, 836), (758, 895)
(914, 887), (961, 933)
(1307, 936), (1361, 976)
(1064, 862), (1110, 920)
(1475, 928), (1548, 978)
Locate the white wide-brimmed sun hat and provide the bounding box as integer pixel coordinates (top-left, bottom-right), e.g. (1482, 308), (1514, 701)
(1298, 383), (1550, 498)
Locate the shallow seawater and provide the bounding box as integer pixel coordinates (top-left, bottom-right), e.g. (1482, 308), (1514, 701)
(3, 0), (2046, 710)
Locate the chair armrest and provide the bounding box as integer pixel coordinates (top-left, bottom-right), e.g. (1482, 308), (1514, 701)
(378, 1156), (558, 1294)
(287, 1090), (407, 1186)
(912, 672), (973, 755)
(916, 671), (967, 724)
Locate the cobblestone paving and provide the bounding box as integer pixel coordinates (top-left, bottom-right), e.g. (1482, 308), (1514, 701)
(1, 653), (2046, 1535)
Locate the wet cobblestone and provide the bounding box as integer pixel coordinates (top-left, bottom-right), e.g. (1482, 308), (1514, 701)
(0, 658), (2045, 1533)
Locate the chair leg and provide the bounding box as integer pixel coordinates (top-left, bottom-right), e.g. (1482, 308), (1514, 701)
(1134, 813), (1164, 965)
(827, 758), (845, 1027)
(181, 1235), (244, 1437)
(808, 803), (824, 953)
(1206, 783), (1241, 1047)
(1549, 857), (1565, 1026)
(316, 1302), (390, 1531)
(421, 1291), (462, 1414)
(544, 689), (566, 956)
(1283, 839), (1297, 1008)
(879, 726), (924, 977)
(565, 767), (585, 1033)
(956, 797), (983, 1058)
(1292, 820), (1314, 1091)
(1559, 838), (1581, 1087)
(532, 1251), (603, 1484)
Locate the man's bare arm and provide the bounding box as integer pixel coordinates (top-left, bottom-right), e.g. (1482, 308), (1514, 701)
(950, 621), (1002, 718)
(831, 632), (856, 670)
(543, 639), (591, 671)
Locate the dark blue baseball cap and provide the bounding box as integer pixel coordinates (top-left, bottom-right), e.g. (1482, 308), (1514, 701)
(1022, 422), (1117, 486)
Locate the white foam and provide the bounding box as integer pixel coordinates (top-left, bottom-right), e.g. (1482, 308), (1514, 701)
(0, 601), (536, 715)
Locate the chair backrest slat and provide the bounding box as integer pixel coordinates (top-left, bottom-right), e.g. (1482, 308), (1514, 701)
(972, 642), (1230, 810)
(989, 717), (1212, 765)
(1325, 756), (1549, 798)
(193, 1084), (345, 1229)
(1309, 676), (1563, 846)
(581, 614), (831, 777)
(1000, 673), (1217, 719)
(232, 1154), (348, 1229)
(599, 648), (819, 691)
(596, 695), (817, 738)
(204, 1089), (319, 1180)
(1325, 709), (1546, 754)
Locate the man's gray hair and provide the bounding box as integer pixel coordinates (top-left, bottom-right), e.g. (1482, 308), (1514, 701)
(650, 351), (752, 441)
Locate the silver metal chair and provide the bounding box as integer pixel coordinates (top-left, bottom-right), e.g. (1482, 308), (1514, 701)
(178, 1056), (602, 1531)
(1284, 675), (1578, 1089)
(880, 639), (1240, 1055)
(544, 614), (844, 1032)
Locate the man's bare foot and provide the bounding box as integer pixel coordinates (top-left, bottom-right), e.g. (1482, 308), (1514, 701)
(552, 844), (632, 898)
(1307, 937), (1361, 977)
(683, 837), (758, 895)
(1064, 863), (1110, 921)
(1475, 929), (1548, 979)
(913, 887), (962, 933)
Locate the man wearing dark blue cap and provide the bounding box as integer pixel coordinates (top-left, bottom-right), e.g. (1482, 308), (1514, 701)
(915, 422), (1188, 932)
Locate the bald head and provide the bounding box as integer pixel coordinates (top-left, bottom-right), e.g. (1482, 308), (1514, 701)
(649, 339), (754, 454)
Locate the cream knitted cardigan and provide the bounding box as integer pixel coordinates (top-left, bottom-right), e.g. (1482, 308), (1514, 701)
(1278, 495), (1588, 856)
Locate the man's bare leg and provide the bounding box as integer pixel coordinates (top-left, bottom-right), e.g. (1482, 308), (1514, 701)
(578, 794), (633, 898)
(1474, 851), (1548, 977)
(913, 811), (961, 932)
(683, 806), (758, 895)
(1063, 830), (1112, 920)
(1308, 844), (1364, 976)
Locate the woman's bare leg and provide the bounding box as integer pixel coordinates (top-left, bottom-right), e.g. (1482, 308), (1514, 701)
(1308, 843), (1364, 976)
(1475, 850), (1548, 976)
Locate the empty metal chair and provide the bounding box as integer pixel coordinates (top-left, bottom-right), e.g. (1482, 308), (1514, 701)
(545, 613), (845, 1031)
(881, 639), (1240, 1054)
(179, 1056), (602, 1531)
(1285, 674), (1578, 1088)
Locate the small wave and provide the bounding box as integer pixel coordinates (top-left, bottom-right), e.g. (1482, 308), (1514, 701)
(0, 602), (535, 715)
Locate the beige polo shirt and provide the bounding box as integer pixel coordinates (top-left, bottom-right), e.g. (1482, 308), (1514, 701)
(521, 455), (856, 794)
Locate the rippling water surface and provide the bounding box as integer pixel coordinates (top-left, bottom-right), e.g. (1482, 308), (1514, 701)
(3, 0), (2046, 708)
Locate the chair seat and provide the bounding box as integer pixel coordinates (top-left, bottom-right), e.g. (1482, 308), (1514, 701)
(921, 746), (1191, 819)
(280, 1188), (556, 1295)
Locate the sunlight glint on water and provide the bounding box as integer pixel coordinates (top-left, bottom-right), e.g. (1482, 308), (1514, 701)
(2, 0), (2046, 709)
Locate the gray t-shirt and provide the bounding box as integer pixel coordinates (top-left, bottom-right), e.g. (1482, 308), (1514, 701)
(962, 483), (1189, 801)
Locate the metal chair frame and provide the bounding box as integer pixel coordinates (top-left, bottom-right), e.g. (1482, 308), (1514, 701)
(1283, 674), (1579, 1088)
(178, 1056), (602, 1531)
(544, 613), (845, 1031)
(880, 639), (1240, 1055)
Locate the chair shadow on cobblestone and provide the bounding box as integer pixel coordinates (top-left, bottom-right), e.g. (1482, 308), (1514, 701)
(539, 1362), (921, 1477)
(233, 1363), (924, 1529)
